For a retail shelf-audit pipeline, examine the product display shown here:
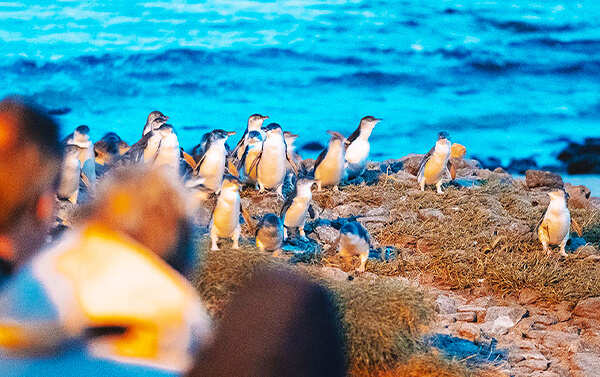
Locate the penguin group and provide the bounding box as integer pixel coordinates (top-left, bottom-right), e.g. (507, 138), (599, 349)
(55, 110), (579, 273)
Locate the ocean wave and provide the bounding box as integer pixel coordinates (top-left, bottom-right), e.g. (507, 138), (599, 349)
(477, 17), (576, 33)
(313, 71), (424, 87)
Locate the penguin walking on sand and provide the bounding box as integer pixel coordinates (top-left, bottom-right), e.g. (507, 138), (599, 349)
(314, 131), (346, 191)
(345, 116), (381, 180)
(256, 213), (285, 257)
(192, 129), (237, 193)
(338, 221), (371, 273)
(280, 178), (315, 240)
(142, 110), (169, 136)
(239, 130), (263, 185)
(210, 176), (243, 251)
(248, 123), (299, 197)
(57, 145), (83, 204)
(417, 131), (455, 194)
(538, 189), (582, 257)
(231, 114), (269, 164)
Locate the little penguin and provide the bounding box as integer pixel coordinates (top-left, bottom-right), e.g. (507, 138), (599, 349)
(284, 131), (303, 174)
(417, 131), (454, 194)
(152, 124), (181, 171)
(94, 132), (128, 166)
(345, 116), (381, 180)
(248, 123), (299, 197)
(538, 190), (573, 257)
(65, 125), (96, 189)
(210, 176), (243, 251)
(314, 130), (346, 191)
(142, 110), (168, 136)
(256, 213), (285, 257)
(193, 129), (236, 193)
(240, 130), (263, 185)
(280, 178), (315, 240)
(231, 114), (269, 164)
(57, 145), (82, 204)
(338, 221), (371, 273)
(120, 116), (170, 164)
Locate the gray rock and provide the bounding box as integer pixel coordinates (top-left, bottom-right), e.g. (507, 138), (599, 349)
(486, 306), (529, 326)
(436, 294), (457, 315)
(454, 311), (477, 322)
(314, 225), (340, 246)
(448, 321), (481, 342)
(565, 183), (592, 209)
(516, 359), (549, 372)
(332, 202), (365, 217)
(574, 297), (600, 321)
(574, 352), (600, 376)
(364, 207), (390, 217)
(417, 208), (446, 222)
(525, 170), (564, 189)
(400, 153), (425, 176)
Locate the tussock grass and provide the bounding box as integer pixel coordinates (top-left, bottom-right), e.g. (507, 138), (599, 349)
(375, 352), (503, 377)
(192, 239), (437, 376)
(338, 178), (600, 304)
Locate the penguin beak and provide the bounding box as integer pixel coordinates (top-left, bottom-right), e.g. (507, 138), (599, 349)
(262, 116), (269, 120)
(227, 131), (237, 136)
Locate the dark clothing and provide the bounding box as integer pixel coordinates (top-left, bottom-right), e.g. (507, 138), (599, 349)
(0, 257), (12, 290)
(188, 269), (347, 377)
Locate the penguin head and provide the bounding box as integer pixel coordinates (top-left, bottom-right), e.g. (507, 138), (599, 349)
(221, 175), (242, 193)
(248, 114), (269, 130)
(326, 130), (346, 145)
(360, 116), (382, 130)
(148, 110), (168, 124)
(259, 213), (283, 229)
(283, 131), (298, 143)
(548, 189), (568, 202)
(157, 124), (175, 138)
(73, 125), (90, 142)
(247, 130), (263, 144)
(64, 144), (82, 158)
(150, 116), (168, 131)
(211, 129), (236, 142)
(296, 177), (316, 195)
(340, 221), (370, 243)
(264, 123), (283, 138)
(437, 131), (451, 141)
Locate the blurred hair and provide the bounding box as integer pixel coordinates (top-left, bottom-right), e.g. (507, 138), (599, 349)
(80, 165), (193, 260)
(0, 96), (61, 232)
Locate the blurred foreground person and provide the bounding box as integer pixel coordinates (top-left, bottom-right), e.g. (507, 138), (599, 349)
(187, 268), (346, 377)
(0, 165), (212, 376)
(0, 96), (62, 288)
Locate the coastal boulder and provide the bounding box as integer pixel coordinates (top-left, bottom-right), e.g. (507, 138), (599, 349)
(400, 153), (424, 176)
(558, 137), (600, 174)
(482, 306), (528, 337)
(525, 170), (564, 189)
(565, 183), (592, 209)
(573, 297), (600, 321)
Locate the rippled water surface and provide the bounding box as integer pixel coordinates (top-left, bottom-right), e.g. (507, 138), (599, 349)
(1, 0), (599, 169)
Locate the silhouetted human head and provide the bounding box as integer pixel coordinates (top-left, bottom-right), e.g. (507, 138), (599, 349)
(0, 96), (61, 275)
(81, 165), (196, 276)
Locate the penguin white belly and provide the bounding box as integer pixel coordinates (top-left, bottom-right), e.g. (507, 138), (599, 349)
(258, 142), (286, 189)
(198, 150), (226, 192)
(316, 149), (344, 186)
(284, 198), (310, 228)
(58, 158), (81, 202)
(423, 154), (448, 185)
(339, 233), (369, 257)
(345, 139), (369, 165)
(212, 196), (240, 237)
(545, 209), (570, 245)
(155, 137), (180, 169)
(144, 136), (161, 163)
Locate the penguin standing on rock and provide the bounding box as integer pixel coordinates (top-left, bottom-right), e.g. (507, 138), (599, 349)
(210, 176), (243, 251)
(344, 116), (381, 180)
(256, 213), (285, 257)
(314, 131), (346, 191)
(338, 221), (371, 273)
(538, 190), (582, 257)
(280, 178), (315, 240)
(417, 131), (455, 194)
(248, 123), (299, 197)
(192, 130), (237, 193)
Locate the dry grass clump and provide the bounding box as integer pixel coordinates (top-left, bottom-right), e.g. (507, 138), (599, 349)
(336, 178), (600, 304)
(193, 240), (437, 376)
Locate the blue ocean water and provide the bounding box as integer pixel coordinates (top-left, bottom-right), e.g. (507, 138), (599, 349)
(1, 1), (599, 178)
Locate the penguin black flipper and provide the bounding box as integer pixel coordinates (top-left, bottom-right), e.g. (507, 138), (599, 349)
(230, 129), (249, 162)
(417, 147), (435, 182)
(247, 149), (263, 177)
(346, 126), (361, 145)
(280, 185), (298, 218)
(119, 132), (153, 165)
(447, 160), (457, 180)
(308, 204), (315, 219)
(286, 151), (299, 175)
(313, 146), (329, 173)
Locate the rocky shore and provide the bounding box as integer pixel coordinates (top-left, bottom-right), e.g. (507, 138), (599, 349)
(192, 147), (600, 377)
